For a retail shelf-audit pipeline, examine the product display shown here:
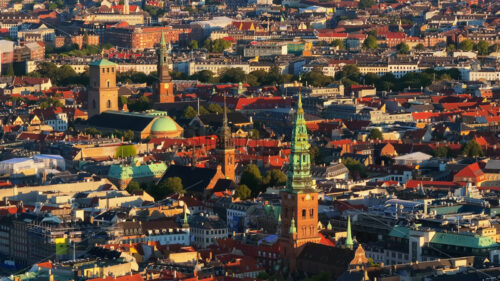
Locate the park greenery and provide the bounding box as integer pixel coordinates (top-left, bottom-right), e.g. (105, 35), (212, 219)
(127, 177), (185, 201)
(239, 164), (287, 196)
(116, 144), (137, 158)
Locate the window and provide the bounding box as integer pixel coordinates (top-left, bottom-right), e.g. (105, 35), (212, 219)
(309, 209), (314, 218)
(92, 100), (96, 109)
(107, 80), (110, 88)
(302, 209), (306, 219)
(107, 100), (111, 108)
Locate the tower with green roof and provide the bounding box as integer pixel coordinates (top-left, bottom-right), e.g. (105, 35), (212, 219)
(154, 30), (174, 103)
(279, 88), (320, 272)
(87, 59), (118, 118)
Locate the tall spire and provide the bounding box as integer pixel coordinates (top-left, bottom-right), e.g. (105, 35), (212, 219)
(160, 30), (166, 50)
(286, 84), (313, 191)
(219, 93), (233, 150)
(346, 216), (353, 250)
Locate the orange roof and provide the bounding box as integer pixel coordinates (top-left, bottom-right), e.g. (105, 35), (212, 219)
(454, 163), (484, 180)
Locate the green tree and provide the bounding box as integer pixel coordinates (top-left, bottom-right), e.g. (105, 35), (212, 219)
(309, 145), (324, 165)
(397, 42), (410, 54)
(363, 35), (378, 49)
(459, 39), (474, 51)
(207, 103), (223, 114)
(85, 127), (101, 137)
(446, 44), (456, 52)
(116, 145), (137, 158)
(235, 184), (252, 200)
(414, 43), (425, 51)
(122, 130), (135, 141)
(342, 157), (367, 179)
(240, 164), (263, 195)
(263, 169), (287, 187)
(127, 96), (151, 112)
(462, 140), (483, 158)
(249, 129), (260, 139)
(302, 71), (334, 87)
(476, 40), (489, 55)
(220, 68), (246, 83)
(118, 96), (128, 109)
(433, 146), (450, 158)
(183, 106), (197, 119)
(162, 177), (185, 195)
(358, 0), (374, 9)
(39, 97), (63, 109)
(489, 43), (499, 54)
(5, 64), (14, 76)
(368, 128), (383, 140)
(189, 40), (199, 50)
(331, 39), (344, 49)
(126, 181), (142, 193)
(190, 70), (215, 83)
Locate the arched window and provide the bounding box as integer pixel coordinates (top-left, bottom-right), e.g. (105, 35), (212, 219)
(92, 99), (96, 109)
(302, 209), (306, 219)
(107, 80), (110, 88)
(310, 209), (314, 218)
(107, 100), (111, 108)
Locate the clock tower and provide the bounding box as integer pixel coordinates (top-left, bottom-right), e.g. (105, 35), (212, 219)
(279, 92), (320, 272)
(154, 31), (174, 104)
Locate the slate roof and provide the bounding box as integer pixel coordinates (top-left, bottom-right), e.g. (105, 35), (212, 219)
(297, 243), (354, 278)
(88, 111), (155, 131)
(160, 165), (218, 193)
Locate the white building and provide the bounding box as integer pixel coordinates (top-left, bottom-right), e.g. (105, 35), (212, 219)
(45, 112), (68, 132)
(394, 152), (432, 166)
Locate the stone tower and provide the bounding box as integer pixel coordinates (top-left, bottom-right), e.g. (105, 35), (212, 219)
(216, 94), (236, 181)
(87, 59), (118, 118)
(154, 31), (174, 104)
(279, 92), (320, 272)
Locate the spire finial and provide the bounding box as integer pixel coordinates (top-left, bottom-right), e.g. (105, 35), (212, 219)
(223, 93), (228, 127)
(160, 30), (166, 49)
(289, 217), (296, 234)
(346, 216), (353, 249)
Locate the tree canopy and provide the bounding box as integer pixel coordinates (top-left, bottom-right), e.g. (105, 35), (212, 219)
(368, 128), (383, 140)
(235, 184), (252, 200)
(462, 140), (483, 158)
(240, 164), (263, 195)
(116, 145), (137, 158)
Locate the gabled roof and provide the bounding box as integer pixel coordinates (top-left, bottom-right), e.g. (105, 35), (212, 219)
(160, 165), (219, 193)
(454, 162), (484, 179)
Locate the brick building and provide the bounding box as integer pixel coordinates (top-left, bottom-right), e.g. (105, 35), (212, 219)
(102, 26), (191, 50)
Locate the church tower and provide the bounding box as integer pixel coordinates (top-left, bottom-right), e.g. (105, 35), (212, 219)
(216, 95), (236, 181)
(279, 92), (320, 272)
(87, 59), (119, 118)
(154, 31), (174, 104)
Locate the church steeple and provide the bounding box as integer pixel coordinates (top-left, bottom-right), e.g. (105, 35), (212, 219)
(287, 90), (313, 191)
(154, 30), (174, 103)
(220, 94), (233, 150)
(216, 93), (236, 181)
(182, 205), (189, 229)
(346, 216), (353, 250)
(279, 84), (320, 273)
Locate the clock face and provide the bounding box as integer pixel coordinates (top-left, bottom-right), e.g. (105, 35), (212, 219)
(305, 194), (311, 200)
(164, 84), (169, 89)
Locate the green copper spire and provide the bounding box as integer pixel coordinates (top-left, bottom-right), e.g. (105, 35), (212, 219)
(160, 30), (166, 49)
(278, 213), (281, 223)
(287, 90), (313, 192)
(289, 217), (296, 234)
(346, 216), (353, 249)
(327, 221), (332, 230)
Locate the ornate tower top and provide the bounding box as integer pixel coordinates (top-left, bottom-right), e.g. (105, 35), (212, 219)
(286, 91), (314, 192)
(158, 30), (171, 83)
